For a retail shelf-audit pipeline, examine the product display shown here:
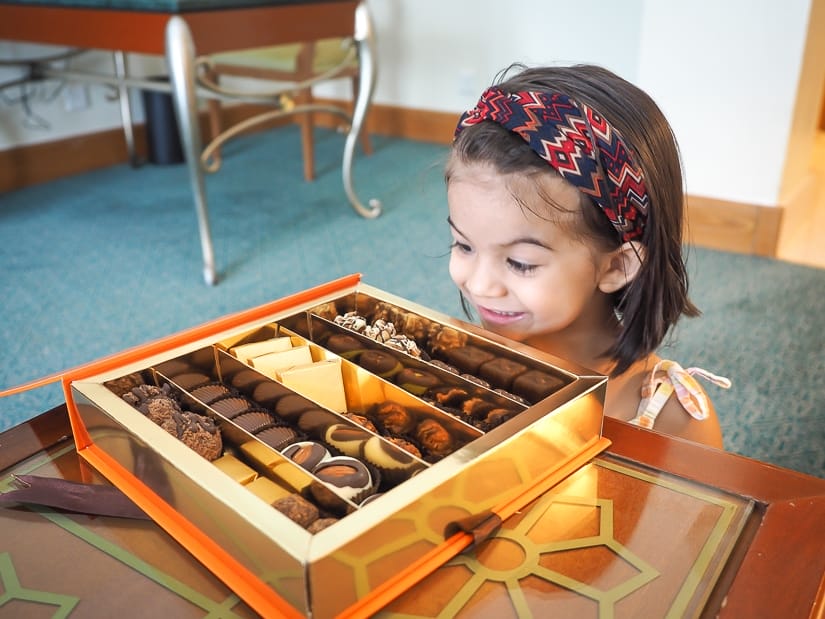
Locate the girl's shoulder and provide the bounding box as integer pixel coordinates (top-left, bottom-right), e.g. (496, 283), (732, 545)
(628, 358), (730, 448)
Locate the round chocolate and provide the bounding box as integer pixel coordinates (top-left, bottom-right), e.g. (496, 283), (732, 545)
(297, 409), (340, 436)
(189, 382), (232, 404)
(255, 425), (301, 451)
(232, 410), (276, 434)
(395, 367), (441, 396)
(312, 456), (374, 502)
(209, 395), (254, 419)
(324, 423), (372, 457)
(358, 350), (404, 379)
(170, 372), (212, 390)
(251, 381), (293, 407)
(361, 436), (420, 477)
(275, 394), (317, 422)
(325, 333), (367, 360)
(282, 441), (331, 471)
(229, 369), (266, 391)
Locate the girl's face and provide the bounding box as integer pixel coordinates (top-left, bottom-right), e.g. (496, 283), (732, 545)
(447, 160), (614, 347)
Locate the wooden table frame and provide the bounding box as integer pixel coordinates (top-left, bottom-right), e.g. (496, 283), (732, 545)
(0, 1), (380, 285)
(2, 406), (823, 618)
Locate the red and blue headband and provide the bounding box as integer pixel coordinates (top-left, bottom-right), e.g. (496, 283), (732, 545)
(455, 87), (649, 243)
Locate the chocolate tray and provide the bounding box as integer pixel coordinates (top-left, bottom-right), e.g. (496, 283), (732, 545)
(68, 276), (608, 618)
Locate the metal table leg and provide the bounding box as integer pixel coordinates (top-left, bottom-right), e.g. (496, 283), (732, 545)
(165, 16), (217, 286)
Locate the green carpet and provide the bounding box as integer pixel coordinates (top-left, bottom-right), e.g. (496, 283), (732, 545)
(1, 126), (822, 478)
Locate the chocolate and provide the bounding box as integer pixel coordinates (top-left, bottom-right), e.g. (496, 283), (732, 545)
(479, 407), (519, 431)
(479, 357), (528, 390)
(307, 517), (338, 534)
(232, 410), (277, 434)
(325, 333), (368, 360)
(429, 359), (460, 375)
(209, 395), (255, 419)
(443, 345), (495, 374)
(312, 456), (375, 502)
(358, 350), (404, 379)
(341, 412), (378, 433)
(372, 401), (416, 435)
(189, 382), (232, 404)
(169, 372), (212, 390)
(273, 494), (319, 528)
(255, 424), (301, 451)
(297, 409), (340, 436)
(395, 368), (441, 396)
(361, 435), (421, 482)
(512, 369), (566, 403)
(324, 423), (372, 457)
(282, 441), (331, 471)
(274, 394), (317, 422)
(105, 372), (145, 397)
(251, 381), (293, 407)
(415, 419), (453, 459)
(385, 436), (422, 459)
(229, 369), (266, 391)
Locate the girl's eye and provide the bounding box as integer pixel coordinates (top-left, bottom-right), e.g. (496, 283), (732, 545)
(450, 240), (472, 254)
(507, 258), (538, 274)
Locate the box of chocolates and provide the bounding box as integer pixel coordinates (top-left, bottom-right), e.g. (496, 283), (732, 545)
(67, 274), (608, 618)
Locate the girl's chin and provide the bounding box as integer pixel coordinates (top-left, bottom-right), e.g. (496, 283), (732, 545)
(479, 321), (528, 342)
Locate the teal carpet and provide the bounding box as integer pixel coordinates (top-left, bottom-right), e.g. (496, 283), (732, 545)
(1, 126), (823, 478)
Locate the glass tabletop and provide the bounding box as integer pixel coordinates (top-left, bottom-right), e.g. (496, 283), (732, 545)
(0, 433), (753, 619)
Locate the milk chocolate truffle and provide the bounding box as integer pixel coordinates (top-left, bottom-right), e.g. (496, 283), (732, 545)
(512, 369), (566, 403)
(307, 517), (338, 534)
(415, 419), (453, 459)
(153, 407), (222, 461)
(479, 357), (528, 390)
(324, 423), (372, 457)
(273, 494), (319, 528)
(395, 368), (441, 396)
(105, 372), (145, 397)
(312, 456), (375, 503)
(358, 350), (404, 379)
(282, 441), (331, 471)
(372, 401), (416, 435)
(325, 333), (368, 360)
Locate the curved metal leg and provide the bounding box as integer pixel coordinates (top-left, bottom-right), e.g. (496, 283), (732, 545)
(165, 16), (217, 285)
(112, 51), (140, 168)
(344, 2), (381, 219)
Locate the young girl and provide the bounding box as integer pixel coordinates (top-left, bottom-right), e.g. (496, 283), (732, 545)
(446, 64), (729, 448)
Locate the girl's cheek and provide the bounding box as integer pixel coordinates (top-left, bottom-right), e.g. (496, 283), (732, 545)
(448, 254), (466, 287)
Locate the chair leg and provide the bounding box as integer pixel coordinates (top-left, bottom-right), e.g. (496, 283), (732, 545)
(298, 87), (315, 181)
(351, 76), (372, 155)
(204, 67), (223, 168)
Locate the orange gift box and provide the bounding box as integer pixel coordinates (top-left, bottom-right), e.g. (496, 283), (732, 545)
(22, 274), (608, 618)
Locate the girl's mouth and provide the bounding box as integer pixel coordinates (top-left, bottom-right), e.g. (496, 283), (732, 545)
(476, 305), (525, 326)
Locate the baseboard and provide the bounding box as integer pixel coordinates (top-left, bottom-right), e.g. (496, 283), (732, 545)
(1, 102), (783, 257)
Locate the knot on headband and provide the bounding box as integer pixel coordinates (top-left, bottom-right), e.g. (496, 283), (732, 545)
(455, 87), (649, 243)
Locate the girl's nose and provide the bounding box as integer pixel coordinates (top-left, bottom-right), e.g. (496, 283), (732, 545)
(464, 262), (505, 298)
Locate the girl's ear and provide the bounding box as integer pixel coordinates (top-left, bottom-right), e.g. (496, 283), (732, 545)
(598, 241), (645, 293)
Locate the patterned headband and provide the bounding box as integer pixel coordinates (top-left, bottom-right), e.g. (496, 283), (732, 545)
(455, 87), (649, 243)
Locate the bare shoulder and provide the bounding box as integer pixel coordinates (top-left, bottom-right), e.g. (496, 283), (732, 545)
(603, 355), (725, 449)
(652, 389), (724, 449)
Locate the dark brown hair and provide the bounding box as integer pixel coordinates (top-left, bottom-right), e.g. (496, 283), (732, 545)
(447, 64), (699, 376)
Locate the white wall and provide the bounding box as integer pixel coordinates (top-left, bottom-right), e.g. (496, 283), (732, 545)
(0, 0), (816, 208)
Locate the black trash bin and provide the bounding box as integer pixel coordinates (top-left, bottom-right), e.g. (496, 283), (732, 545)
(141, 77), (184, 165)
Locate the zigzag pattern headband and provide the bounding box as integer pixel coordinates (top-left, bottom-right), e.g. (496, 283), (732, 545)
(455, 87), (649, 243)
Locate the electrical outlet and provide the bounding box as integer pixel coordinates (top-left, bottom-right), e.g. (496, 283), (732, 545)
(62, 83), (91, 112)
